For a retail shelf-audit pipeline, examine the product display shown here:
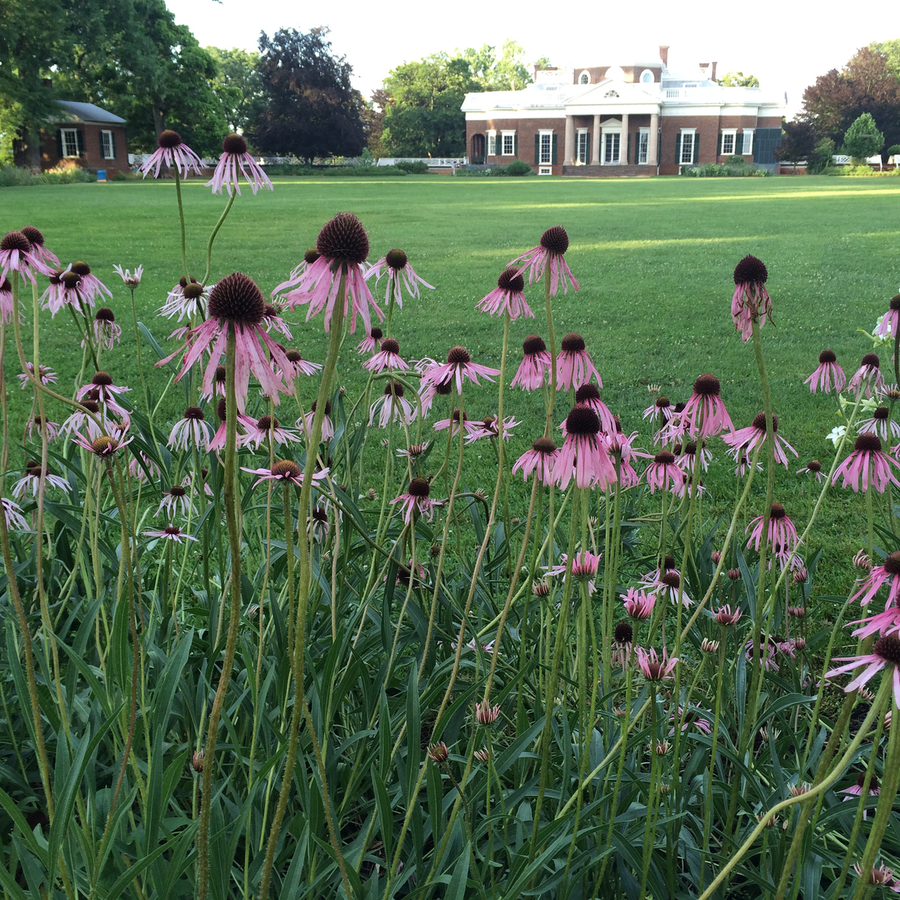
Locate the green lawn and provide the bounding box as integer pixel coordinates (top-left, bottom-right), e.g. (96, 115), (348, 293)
(3, 173), (900, 589)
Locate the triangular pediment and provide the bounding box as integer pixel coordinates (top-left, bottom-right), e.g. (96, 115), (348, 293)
(567, 79), (660, 107)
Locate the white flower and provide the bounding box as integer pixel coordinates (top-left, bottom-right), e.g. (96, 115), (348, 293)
(827, 425), (847, 446)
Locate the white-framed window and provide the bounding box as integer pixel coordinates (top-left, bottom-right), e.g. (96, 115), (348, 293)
(487, 131), (497, 156)
(576, 129), (589, 164)
(606, 65), (625, 82)
(579, 71), (590, 85)
(604, 132), (621, 164)
(539, 166), (552, 175)
(742, 129), (755, 156)
(60, 128), (80, 158)
(721, 129), (736, 156)
(539, 130), (553, 164)
(640, 69), (655, 84)
(638, 128), (650, 164)
(680, 129), (695, 165)
(100, 129), (115, 159)
(501, 131), (515, 156)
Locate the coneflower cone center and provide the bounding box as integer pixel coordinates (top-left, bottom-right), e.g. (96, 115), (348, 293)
(381, 337), (400, 354)
(408, 477), (430, 498)
(208, 272), (265, 325)
(540, 225), (569, 254)
(370, 327), (383, 341)
(874, 407), (889, 421)
(654, 450), (675, 465)
(217, 398), (228, 421)
(661, 572), (680, 589)
(522, 334), (547, 355)
(883, 552), (900, 575)
(532, 437), (557, 454)
(575, 383), (601, 404)
(384, 381), (404, 397)
(806, 460), (821, 473)
(185, 406), (204, 420)
(158, 129), (183, 148)
(272, 460), (301, 479)
(656, 397), (671, 409)
(447, 345), (471, 364)
(874, 634), (900, 665)
(21, 225), (45, 246)
(71, 261), (91, 276)
(693, 374), (721, 396)
(91, 436), (116, 455)
(890, 295), (900, 311)
(565, 405), (600, 436)
(257, 416), (277, 429)
(861, 353), (881, 368)
(614, 622), (633, 644)
(164, 525), (181, 535)
(561, 333), (585, 353)
(92, 371), (113, 386)
(769, 502), (786, 520)
(169, 486), (187, 497)
(855, 433), (883, 453)
(95, 307), (115, 322)
(1, 231), (29, 252)
(316, 212), (369, 264)
(61, 272), (80, 289)
(222, 133), (247, 154)
(386, 248), (407, 270)
(304, 248), (320, 265)
(498, 267), (524, 292)
(819, 349), (837, 364)
(751, 411), (778, 432)
(733, 254), (768, 285)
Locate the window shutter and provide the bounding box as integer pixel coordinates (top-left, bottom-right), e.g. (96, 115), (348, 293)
(513, 133), (518, 156)
(626, 133), (631, 164)
(676, 134), (682, 165)
(56, 129), (63, 159)
(551, 134), (558, 164)
(586, 133), (590, 164)
(735, 133), (743, 155)
(76, 130), (85, 156)
(111, 132), (117, 159)
(717, 133), (722, 155)
(534, 134), (539, 164)
(693, 135), (698, 164)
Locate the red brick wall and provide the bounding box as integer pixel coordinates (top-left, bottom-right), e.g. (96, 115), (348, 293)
(16, 124), (129, 175)
(468, 118), (565, 174)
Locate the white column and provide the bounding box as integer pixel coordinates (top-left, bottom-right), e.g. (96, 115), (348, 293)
(619, 113), (629, 164)
(564, 116), (575, 167)
(649, 112), (659, 166)
(591, 114), (601, 165)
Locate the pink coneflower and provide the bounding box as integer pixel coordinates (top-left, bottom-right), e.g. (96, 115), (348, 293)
(474, 699), (501, 726)
(280, 348), (321, 379)
(67, 261), (112, 306)
(24, 416), (60, 441)
(826, 634), (900, 709)
(71, 432), (132, 458)
(168, 407), (211, 451)
(655, 404), (688, 446)
(509, 225), (579, 295)
(395, 441), (430, 463)
(553, 404), (618, 490)
(139, 129), (204, 179)
(851, 551), (900, 608)
(723, 412), (798, 470)
(284, 212), (382, 334)
(88, 308), (122, 350)
(61, 400), (103, 439)
(162, 272), (291, 410)
(144, 524), (198, 543)
(243, 459), (329, 489)
(745, 639), (780, 672)
(156, 484), (195, 519)
(18, 363), (57, 389)
(641, 556), (679, 586)
(676, 440), (712, 474)
(512, 437), (559, 483)
(621, 587), (656, 619)
(113, 264), (143, 287)
(511, 334), (551, 391)
(668, 705), (712, 735)
(364, 337), (410, 373)
(366, 248), (434, 309)
(644, 449), (685, 494)
(858, 406), (900, 441)
(840, 772), (881, 810)
(556, 333), (601, 391)
(715, 604), (743, 626)
(746, 503), (800, 558)
(160, 279), (209, 321)
(643, 395), (674, 423)
(434, 408), (472, 437)
(418, 377), (453, 418)
(547, 549), (602, 582)
(681, 374), (733, 439)
(76, 371), (131, 416)
(242, 415), (300, 450)
(422, 345), (500, 394)
(848, 353), (885, 398)
(797, 460), (823, 481)
(206, 133), (273, 196)
(391, 477), (441, 523)
(606, 431), (646, 488)
(300, 400), (334, 442)
(731, 254), (772, 342)
(262, 302), (292, 339)
(21, 225), (59, 269)
(2, 497), (28, 530)
(853, 862), (894, 886)
(369, 380), (417, 427)
(308, 504), (331, 542)
(356, 326), (383, 355)
(805, 349), (846, 394)
(635, 647), (678, 682)
(875, 294), (900, 338)
(0, 230), (49, 285)
(41, 268), (82, 316)
(571, 382), (616, 434)
(465, 414), (519, 443)
(271, 249), (321, 298)
(0, 277), (13, 323)
(12, 464), (70, 499)
(833, 433), (900, 493)
(477, 266), (533, 319)
(653, 571), (692, 608)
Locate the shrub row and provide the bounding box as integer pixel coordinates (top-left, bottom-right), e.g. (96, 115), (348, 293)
(0, 165), (98, 188)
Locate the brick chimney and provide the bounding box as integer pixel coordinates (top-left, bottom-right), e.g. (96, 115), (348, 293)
(659, 45), (669, 68)
(711, 61), (717, 82)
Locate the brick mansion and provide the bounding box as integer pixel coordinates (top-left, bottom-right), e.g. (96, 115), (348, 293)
(462, 46), (786, 176)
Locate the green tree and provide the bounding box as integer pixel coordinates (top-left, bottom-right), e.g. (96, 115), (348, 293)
(253, 27), (366, 163)
(459, 40), (532, 90)
(774, 120), (817, 168)
(206, 47), (265, 137)
(380, 53), (478, 157)
(720, 71), (760, 87)
(842, 111), (884, 162)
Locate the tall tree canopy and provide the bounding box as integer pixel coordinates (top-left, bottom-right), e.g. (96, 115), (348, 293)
(719, 71), (760, 87)
(458, 41), (533, 91)
(253, 27), (366, 163)
(206, 47), (265, 137)
(800, 45), (900, 161)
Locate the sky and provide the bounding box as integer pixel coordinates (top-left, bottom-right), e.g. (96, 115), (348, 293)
(165, 0), (894, 118)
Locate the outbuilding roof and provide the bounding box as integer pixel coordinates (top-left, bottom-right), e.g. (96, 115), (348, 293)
(54, 101), (126, 125)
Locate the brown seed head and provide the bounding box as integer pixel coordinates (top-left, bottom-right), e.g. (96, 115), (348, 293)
(158, 130), (183, 149)
(92, 371), (113, 386)
(447, 345), (471, 365)
(733, 254), (768, 285)
(565, 404), (601, 437)
(381, 337), (400, 354)
(497, 267), (524, 292)
(21, 225), (45, 247)
(407, 477), (430, 498)
(207, 272), (265, 325)
(316, 212), (369, 264)
(874, 634), (900, 665)
(222, 133), (247, 154)
(385, 248), (407, 269)
(751, 411), (778, 432)
(384, 380), (405, 398)
(184, 406), (204, 420)
(1, 231), (30, 253)
(861, 353), (880, 369)
(532, 437), (557, 454)
(654, 450), (675, 465)
(692, 374), (721, 397)
(818, 349), (837, 364)
(540, 225), (569, 254)
(169, 485), (187, 498)
(561, 333), (586, 354)
(271, 460), (302, 480)
(522, 334), (547, 355)
(95, 307), (115, 323)
(614, 622), (633, 644)
(854, 433), (883, 454)
(883, 551), (900, 575)
(575, 383), (601, 404)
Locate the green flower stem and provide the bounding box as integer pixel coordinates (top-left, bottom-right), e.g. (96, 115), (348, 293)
(701, 678), (890, 900)
(197, 325), (243, 900)
(639, 691), (661, 898)
(260, 272), (349, 900)
(701, 629), (729, 890)
(283, 482), (296, 650)
(174, 169), (189, 281)
(203, 192), (236, 285)
(543, 264), (557, 436)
